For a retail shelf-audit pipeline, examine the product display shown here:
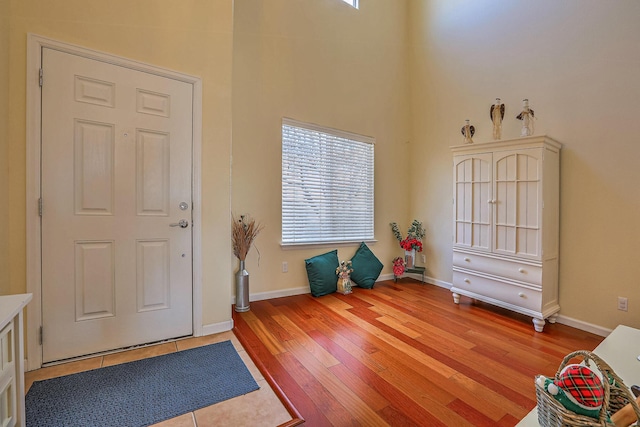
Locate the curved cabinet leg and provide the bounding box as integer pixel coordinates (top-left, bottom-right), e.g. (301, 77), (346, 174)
(452, 292), (460, 304)
(532, 317), (545, 332)
(547, 313), (558, 324)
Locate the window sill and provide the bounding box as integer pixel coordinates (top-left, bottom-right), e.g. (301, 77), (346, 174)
(280, 240), (378, 250)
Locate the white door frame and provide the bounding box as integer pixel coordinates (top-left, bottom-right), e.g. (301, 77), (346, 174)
(25, 34), (203, 371)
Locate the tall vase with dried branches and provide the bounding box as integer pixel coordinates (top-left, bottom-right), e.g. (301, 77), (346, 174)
(231, 214), (263, 312)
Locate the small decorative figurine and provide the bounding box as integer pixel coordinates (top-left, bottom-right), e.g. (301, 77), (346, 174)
(336, 260), (353, 295)
(460, 119), (475, 144)
(490, 98), (505, 140)
(516, 98), (535, 137)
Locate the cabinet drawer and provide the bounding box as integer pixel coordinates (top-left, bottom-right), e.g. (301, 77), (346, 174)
(452, 270), (542, 312)
(453, 251), (541, 286)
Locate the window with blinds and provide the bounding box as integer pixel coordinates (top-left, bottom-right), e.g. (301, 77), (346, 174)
(282, 118), (374, 245)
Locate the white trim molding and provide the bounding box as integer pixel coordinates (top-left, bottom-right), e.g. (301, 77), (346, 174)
(232, 274), (612, 339)
(25, 34), (203, 370)
(555, 315), (611, 337)
(434, 278), (611, 337)
(201, 320), (234, 337)
(237, 286), (312, 305)
(230, 274), (449, 306)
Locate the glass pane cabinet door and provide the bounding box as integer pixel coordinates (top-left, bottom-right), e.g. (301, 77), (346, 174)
(453, 154), (492, 250)
(493, 149), (541, 258)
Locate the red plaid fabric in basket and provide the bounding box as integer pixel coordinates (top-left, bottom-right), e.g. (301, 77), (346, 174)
(556, 365), (604, 408)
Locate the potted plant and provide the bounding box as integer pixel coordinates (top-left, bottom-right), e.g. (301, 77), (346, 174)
(392, 257), (406, 277)
(390, 220), (425, 268)
(231, 214), (263, 312)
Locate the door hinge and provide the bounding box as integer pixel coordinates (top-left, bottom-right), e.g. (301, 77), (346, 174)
(39, 326), (43, 345)
(39, 68), (43, 87)
(38, 198), (43, 216)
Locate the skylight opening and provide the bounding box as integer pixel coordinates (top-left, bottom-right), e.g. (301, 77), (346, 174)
(341, 0), (358, 9)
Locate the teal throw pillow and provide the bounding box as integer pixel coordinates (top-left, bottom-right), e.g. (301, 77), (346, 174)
(305, 250), (339, 297)
(350, 242), (383, 289)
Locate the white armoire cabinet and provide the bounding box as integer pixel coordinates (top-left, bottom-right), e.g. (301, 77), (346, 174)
(451, 136), (561, 332)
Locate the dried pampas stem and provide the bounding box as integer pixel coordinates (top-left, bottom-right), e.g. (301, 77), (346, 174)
(232, 214), (264, 261)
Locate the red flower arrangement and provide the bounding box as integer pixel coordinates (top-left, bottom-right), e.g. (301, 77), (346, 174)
(400, 238), (423, 252)
(392, 257), (406, 276)
(390, 220), (425, 253)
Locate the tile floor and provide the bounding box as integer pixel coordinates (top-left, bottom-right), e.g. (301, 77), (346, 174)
(25, 331), (292, 427)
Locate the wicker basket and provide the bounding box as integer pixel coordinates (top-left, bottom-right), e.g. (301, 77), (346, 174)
(535, 350), (640, 427)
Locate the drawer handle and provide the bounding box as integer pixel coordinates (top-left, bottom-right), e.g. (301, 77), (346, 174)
(518, 268), (525, 273)
(518, 292), (526, 298)
(464, 278), (470, 283)
(464, 257), (470, 262)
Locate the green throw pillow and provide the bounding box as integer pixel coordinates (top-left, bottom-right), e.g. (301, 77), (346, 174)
(305, 250), (339, 297)
(350, 242), (383, 289)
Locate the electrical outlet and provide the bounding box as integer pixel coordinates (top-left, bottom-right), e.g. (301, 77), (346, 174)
(282, 262), (288, 273)
(421, 254), (426, 263)
(618, 297), (628, 312)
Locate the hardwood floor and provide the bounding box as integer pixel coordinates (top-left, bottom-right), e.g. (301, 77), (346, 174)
(233, 278), (603, 427)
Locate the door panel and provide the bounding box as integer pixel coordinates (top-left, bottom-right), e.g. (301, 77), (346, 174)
(493, 149), (542, 258)
(136, 239), (170, 312)
(74, 120), (115, 215)
(74, 241), (115, 321)
(41, 48), (193, 363)
(136, 130), (170, 216)
(453, 153), (492, 250)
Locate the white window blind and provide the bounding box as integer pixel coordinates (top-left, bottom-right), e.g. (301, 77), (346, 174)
(282, 118), (374, 245)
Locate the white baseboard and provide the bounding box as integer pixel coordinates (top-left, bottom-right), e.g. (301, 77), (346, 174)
(418, 275), (451, 289)
(230, 274), (449, 306)
(387, 275), (612, 337)
(232, 274), (441, 304)
(231, 286), (310, 306)
(228, 276), (611, 338)
(251, 286), (310, 302)
(392, 272), (452, 290)
(201, 320), (234, 336)
(555, 315), (611, 337)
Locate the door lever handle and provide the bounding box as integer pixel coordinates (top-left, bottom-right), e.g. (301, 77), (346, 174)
(169, 219), (189, 228)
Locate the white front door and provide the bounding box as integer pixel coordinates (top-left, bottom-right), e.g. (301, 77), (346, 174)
(41, 48), (194, 363)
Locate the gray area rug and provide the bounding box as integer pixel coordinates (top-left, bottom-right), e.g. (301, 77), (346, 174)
(26, 340), (260, 427)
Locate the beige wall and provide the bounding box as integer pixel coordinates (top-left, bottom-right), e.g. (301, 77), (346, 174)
(0, 0), (9, 295)
(4, 0), (637, 339)
(408, 0), (640, 330)
(5, 0), (234, 326)
(231, 0), (412, 294)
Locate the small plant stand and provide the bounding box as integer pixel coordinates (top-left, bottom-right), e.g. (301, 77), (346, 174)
(394, 266), (425, 284)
